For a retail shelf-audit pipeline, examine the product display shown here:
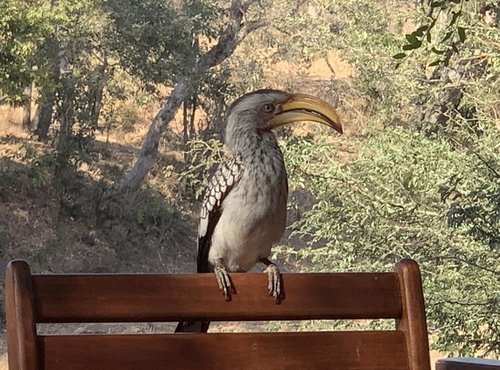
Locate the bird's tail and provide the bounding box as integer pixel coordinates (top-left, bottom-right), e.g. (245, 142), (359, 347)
(174, 321), (210, 333)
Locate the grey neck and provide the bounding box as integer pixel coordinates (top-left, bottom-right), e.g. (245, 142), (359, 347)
(225, 113), (279, 159)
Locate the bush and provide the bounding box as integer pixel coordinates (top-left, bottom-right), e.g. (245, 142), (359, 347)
(279, 125), (499, 356)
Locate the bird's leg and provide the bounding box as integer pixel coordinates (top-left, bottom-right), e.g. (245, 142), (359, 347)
(214, 258), (235, 301)
(260, 258), (282, 303)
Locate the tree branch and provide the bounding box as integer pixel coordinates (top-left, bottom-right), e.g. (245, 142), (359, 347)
(118, 0), (254, 191)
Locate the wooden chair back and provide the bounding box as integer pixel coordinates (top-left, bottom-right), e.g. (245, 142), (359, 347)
(5, 259), (431, 370)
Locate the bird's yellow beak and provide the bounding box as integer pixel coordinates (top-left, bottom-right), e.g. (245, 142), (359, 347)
(268, 94), (343, 134)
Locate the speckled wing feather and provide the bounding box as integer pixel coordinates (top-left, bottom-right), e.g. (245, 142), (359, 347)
(197, 155), (243, 273)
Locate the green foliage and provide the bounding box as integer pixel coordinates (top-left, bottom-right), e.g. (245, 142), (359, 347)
(103, 0), (224, 88)
(225, 0), (341, 93)
(324, 0), (414, 113)
(103, 0), (189, 87)
(110, 104), (141, 133)
(394, 0), (468, 64)
(179, 138), (226, 201)
(21, 145), (57, 187)
(395, 0), (498, 67)
(280, 124), (499, 355)
(0, 0), (52, 102)
(256, 1), (336, 62)
(96, 185), (191, 267)
(443, 154), (500, 249)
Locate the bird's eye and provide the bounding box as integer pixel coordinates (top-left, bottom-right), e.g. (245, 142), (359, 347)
(263, 103), (275, 113)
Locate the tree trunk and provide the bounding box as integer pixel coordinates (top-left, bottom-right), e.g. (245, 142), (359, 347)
(189, 94), (197, 138)
(90, 59), (108, 129)
(55, 90), (74, 177)
(22, 84), (32, 130)
(55, 43), (75, 178)
(118, 0), (262, 191)
(33, 38), (59, 140)
(118, 76), (192, 191)
(183, 101), (189, 146)
(33, 92), (55, 140)
(182, 93), (198, 163)
(183, 100), (190, 162)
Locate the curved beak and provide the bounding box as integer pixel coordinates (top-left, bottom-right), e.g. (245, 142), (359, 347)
(268, 94), (343, 134)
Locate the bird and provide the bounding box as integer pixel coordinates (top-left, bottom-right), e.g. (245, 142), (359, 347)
(175, 89), (342, 333)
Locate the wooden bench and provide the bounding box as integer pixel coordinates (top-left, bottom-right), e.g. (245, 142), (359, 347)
(5, 258), (431, 370)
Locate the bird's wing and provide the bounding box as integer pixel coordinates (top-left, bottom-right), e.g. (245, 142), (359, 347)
(197, 155), (243, 273)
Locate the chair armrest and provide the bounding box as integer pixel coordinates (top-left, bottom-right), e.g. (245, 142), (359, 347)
(436, 358), (500, 370)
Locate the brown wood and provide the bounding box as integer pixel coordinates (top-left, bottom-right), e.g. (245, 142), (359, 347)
(39, 331), (409, 370)
(5, 258), (433, 370)
(436, 358), (500, 370)
(5, 260), (39, 370)
(395, 259), (431, 370)
(32, 271), (402, 323)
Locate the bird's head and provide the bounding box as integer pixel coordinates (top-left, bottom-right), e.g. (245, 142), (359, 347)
(225, 89), (342, 152)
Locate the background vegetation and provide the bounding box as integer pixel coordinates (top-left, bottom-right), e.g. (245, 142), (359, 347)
(1, 0), (498, 359)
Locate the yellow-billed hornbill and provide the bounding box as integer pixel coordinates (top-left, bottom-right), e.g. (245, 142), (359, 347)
(176, 89), (342, 333)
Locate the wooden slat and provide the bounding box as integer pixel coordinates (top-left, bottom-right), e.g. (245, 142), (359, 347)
(395, 259), (431, 370)
(32, 271), (402, 323)
(436, 358), (500, 370)
(5, 260), (40, 370)
(39, 331), (409, 370)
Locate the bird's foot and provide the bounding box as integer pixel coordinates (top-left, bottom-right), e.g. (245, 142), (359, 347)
(214, 259), (235, 301)
(260, 258), (282, 303)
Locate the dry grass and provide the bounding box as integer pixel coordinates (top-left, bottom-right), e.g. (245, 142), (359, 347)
(0, 106), (28, 138)
(0, 353), (7, 370)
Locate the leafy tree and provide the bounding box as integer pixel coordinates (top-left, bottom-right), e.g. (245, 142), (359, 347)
(0, 0), (52, 103)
